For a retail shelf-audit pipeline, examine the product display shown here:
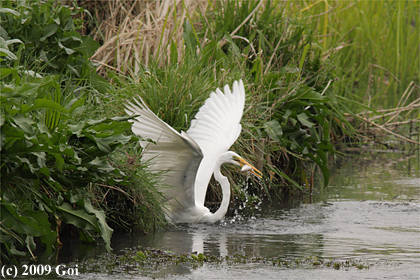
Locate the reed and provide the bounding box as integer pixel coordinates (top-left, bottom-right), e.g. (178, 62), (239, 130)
(292, 0), (419, 110)
(84, 0), (207, 75)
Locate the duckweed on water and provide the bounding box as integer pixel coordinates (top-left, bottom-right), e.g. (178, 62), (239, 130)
(72, 247), (378, 277)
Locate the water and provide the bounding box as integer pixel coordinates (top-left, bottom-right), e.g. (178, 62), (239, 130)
(51, 153), (420, 279)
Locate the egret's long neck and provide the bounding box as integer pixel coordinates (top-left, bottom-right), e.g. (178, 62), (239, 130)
(207, 158), (231, 223)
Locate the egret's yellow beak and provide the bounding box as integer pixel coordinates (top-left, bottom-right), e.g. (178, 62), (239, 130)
(235, 157), (263, 179)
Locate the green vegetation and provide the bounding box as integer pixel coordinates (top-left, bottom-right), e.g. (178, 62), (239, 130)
(0, 0), (164, 263)
(75, 248), (373, 276)
(1, 0), (418, 264)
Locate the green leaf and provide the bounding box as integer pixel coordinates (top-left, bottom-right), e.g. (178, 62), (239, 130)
(300, 89), (328, 102)
(170, 40), (178, 64)
(0, 8), (20, 16)
(20, 99), (69, 117)
(31, 152), (46, 168)
(67, 97), (85, 113)
(15, 83), (41, 97)
(83, 200), (113, 252)
(0, 203), (56, 256)
(0, 48), (17, 60)
(40, 24), (59, 41)
(88, 157), (115, 172)
(5, 39), (23, 46)
(0, 68), (17, 79)
(299, 43), (310, 70)
(263, 120), (283, 141)
(57, 201), (113, 252)
(58, 202), (98, 231)
(12, 115), (35, 134)
(72, 36), (100, 57)
(297, 113), (315, 128)
(0, 110), (5, 127)
(52, 153), (64, 171)
(57, 41), (75, 55)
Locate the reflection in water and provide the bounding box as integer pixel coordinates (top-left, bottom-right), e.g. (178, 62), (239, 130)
(111, 203), (330, 260)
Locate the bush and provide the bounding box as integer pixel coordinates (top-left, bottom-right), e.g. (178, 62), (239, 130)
(0, 0), (98, 78)
(0, 0), (160, 263)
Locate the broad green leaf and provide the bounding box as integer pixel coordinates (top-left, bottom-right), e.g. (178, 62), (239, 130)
(31, 152), (46, 168)
(57, 41), (75, 55)
(88, 157), (115, 172)
(20, 99), (69, 116)
(39, 166), (51, 177)
(300, 89), (328, 102)
(13, 115), (35, 134)
(72, 35), (99, 57)
(40, 23), (59, 41)
(93, 137), (111, 152)
(15, 156), (38, 173)
(68, 122), (85, 135)
(52, 153), (64, 171)
(0, 203), (56, 243)
(57, 202), (98, 232)
(83, 199), (113, 252)
(58, 201), (113, 252)
(67, 97), (85, 113)
(297, 113), (315, 128)
(263, 120), (283, 141)
(61, 31), (83, 42)
(15, 83), (41, 97)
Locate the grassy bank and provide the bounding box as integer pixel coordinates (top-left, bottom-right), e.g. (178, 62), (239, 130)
(1, 0), (418, 264)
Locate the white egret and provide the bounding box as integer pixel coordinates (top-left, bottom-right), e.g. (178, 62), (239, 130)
(124, 80), (262, 223)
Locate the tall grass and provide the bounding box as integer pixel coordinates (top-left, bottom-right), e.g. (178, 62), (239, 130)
(288, 1), (419, 110)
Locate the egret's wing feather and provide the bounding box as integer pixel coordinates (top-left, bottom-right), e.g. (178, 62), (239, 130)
(187, 80), (245, 155)
(125, 98), (203, 210)
(187, 80), (246, 205)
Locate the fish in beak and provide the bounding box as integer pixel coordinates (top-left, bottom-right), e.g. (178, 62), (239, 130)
(235, 157), (263, 178)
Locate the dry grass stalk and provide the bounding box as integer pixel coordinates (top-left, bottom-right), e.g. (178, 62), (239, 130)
(357, 115), (419, 145)
(352, 81), (420, 145)
(89, 0), (207, 75)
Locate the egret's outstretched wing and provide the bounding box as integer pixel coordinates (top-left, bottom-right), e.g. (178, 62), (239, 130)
(187, 80), (246, 205)
(125, 98), (203, 212)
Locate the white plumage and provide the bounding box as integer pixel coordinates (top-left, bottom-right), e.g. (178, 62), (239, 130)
(125, 80), (261, 223)
(187, 80), (246, 207)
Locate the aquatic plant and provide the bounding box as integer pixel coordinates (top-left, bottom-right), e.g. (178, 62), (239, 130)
(74, 246), (373, 277)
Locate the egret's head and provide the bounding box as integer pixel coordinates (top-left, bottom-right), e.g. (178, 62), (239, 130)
(232, 154), (263, 179)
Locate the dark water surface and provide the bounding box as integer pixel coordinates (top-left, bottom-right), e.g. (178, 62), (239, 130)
(56, 153), (420, 279)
